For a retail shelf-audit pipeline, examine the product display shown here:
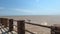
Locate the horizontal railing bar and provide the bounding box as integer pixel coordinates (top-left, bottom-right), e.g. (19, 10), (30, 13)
(25, 22), (51, 28)
(25, 29), (35, 34)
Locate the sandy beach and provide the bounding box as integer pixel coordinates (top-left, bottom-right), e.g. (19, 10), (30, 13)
(0, 16), (60, 34)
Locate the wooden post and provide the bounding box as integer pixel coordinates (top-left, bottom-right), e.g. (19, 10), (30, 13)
(17, 20), (25, 34)
(9, 19), (13, 32)
(3, 18), (8, 28)
(0, 18), (4, 25)
(0, 18), (2, 26)
(51, 25), (60, 34)
(51, 26), (55, 34)
(0, 18), (1, 23)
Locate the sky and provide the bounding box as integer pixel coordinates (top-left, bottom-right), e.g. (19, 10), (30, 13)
(0, 0), (60, 16)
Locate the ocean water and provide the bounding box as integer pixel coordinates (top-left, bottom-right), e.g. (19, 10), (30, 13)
(0, 15), (60, 34)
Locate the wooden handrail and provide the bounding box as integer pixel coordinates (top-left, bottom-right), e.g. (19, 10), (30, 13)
(25, 22), (51, 28)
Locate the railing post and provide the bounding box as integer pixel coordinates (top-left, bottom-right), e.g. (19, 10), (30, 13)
(0, 18), (2, 26)
(17, 20), (25, 34)
(0, 18), (1, 23)
(51, 26), (55, 34)
(3, 18), (8, 28)
(9, 19), (13, 32)
(0, 18), (4, 25)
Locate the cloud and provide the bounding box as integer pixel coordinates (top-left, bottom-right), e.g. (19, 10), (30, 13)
(12, 8), (33, 13)
(0, 8), (33, 16)
(0, 8), (33, 14)
(0, 8), (60, 15)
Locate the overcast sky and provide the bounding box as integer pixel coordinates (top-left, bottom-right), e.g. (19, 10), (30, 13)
(0, 0), (60, 16)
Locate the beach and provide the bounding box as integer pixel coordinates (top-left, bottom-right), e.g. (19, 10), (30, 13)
(0, 15), (60, 34)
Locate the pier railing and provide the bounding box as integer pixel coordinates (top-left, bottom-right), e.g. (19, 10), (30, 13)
(0, 18), (60, 34)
